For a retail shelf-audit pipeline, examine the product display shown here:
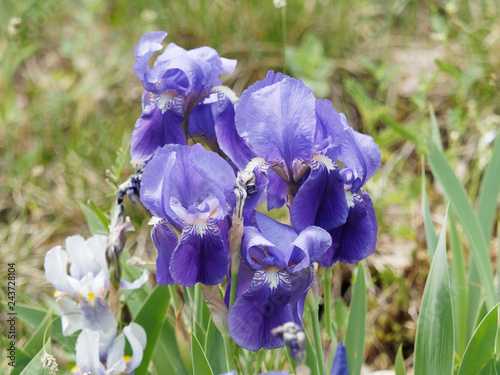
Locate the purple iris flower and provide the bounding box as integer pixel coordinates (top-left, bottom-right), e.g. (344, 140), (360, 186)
(140, 143), (235, 286)
(227, 212), (331, 351)
(131, 31), (237, 163)
(318, 126), (380, 265)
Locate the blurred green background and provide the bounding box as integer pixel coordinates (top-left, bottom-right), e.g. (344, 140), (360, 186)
(1, 0), (499, 371)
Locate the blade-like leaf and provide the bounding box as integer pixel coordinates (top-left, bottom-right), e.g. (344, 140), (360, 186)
(205, 319), (227, 375)
(394, 345), (406, 375)
(427, 140), (495, 309)
(449, 213), (468, 356)
(344, 263), (367, 375)
(133, 285), (171, 375)
(152, 317), (189, 375)
(192, 332), (214, 375)
(80, 202), (108, 235)
(414, 206), (454, 375)
(458, 304), (499, 375)
(477, 121), (500, 242)
(422, 161), (438, 261)
(305, 326), (319, 375)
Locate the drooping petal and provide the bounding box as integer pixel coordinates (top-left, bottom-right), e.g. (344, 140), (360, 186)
(123, 322), (147, 372)
(75, 330), (106, 375)
(188, 97), (218, 144)
(121, 269), (150, 290)
(104, 333), (126, 375)
(169, 222), (229, 286)
(215, 95), (256, 170)
(241, 77), (316, 166)
(325, 189), (377, 265)
(288, 266), (314, 326)
(130, 101), (186, 163)
(227, 269), (293, 351)
(151, 223), (178, 285)
(339, 125), (381, 192)
(44, 247), (72, 294)
(80, 298), (117, 358)
(290, 160), (348, 232)
(330, 342), (349, 375)
(286, 226), (332, 273)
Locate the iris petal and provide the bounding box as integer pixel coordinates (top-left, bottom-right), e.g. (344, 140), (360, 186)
(151, 223), (178, 285)
(330, 342), (349, 375)
(169, 222), (228, 286)
(228, 269), (293, 351)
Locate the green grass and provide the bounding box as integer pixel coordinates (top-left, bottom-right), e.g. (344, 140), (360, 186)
(1, 0), (499, 372)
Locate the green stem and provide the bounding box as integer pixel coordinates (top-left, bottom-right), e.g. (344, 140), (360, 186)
(169, 285), (180, 312)
(310, 309), (325, 375)
(323, 266), (333, 339)
(229, 269), (239, 308)
(254, 349), (264, 374)
(224, 335), (236, 372)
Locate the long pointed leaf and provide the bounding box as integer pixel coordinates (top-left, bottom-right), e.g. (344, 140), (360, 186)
(427, 140), (495, 309)
(414, 206), (454, 375)
(192, 332), (214, 375)
(422, 161), (438, 261)
(394, 345), (406, 375)
(344, 263), (367, 375)
(457, 303), (499, 375)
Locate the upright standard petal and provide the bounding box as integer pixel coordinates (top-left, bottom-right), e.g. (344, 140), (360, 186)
(314, 99), (345, 160)
(241, 77), (316, 167)
(133, 31), (168, 84)
(44, 247), (72, 294)
(169, 223), (229, 286)
(123, 322), (147, 372)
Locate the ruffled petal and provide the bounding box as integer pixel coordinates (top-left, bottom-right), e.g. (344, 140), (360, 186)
(339, 125), (381, 191)
(227, 269), (293, 351)
(130, 101), (186, 163)
(330, 342), (349, 375)
(327, 190), (377, 264)
(133, 31), (168, 84)
(123, 322), (147, 372)
(170, 222), (229, 286)
(290, 161), (348, 232)
(241, 77), (316, 166)
(151, 223), (178, 285)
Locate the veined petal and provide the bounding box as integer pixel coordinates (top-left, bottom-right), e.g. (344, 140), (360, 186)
(130, 101), (186, 163)
(339, 125), (381, 191)
(75, 330), (106, 375)
(330, 342), (349, 375)
(290, 161), (348, 232)
(151, 223), (178, 285)
(241, 77), (316, 166)
(227, 269), (293, 351)
(325, 189), (377, 265)
(170, 222), (228, 286)
(123, 322), (147, 372)
(266, 171), (287, 211)
(215, 95), (256, 170)
(289, 266), (314, 326)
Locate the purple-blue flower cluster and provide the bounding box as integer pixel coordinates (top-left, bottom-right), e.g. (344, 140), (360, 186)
(134, 31), (381, 352)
